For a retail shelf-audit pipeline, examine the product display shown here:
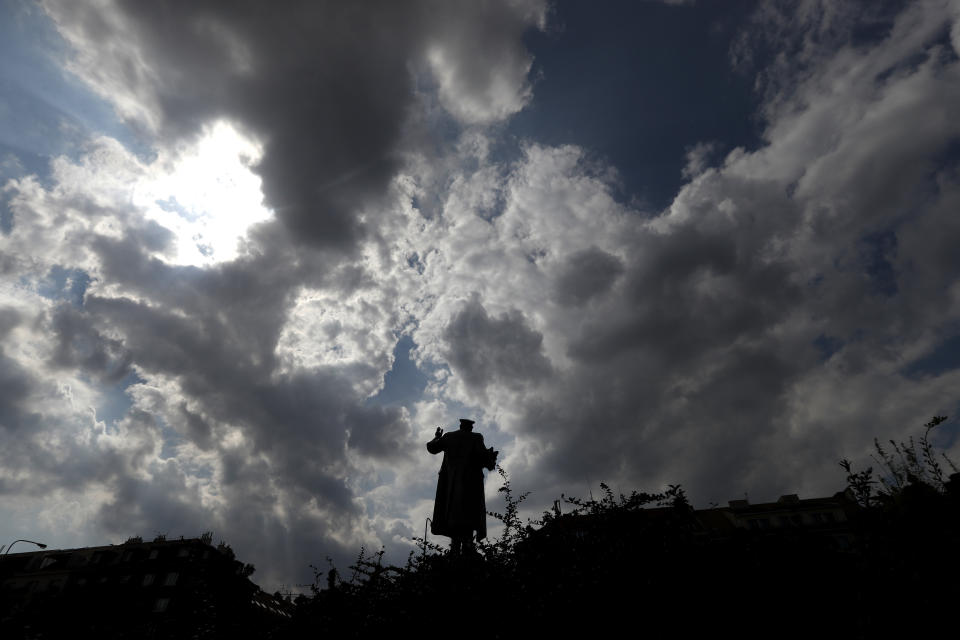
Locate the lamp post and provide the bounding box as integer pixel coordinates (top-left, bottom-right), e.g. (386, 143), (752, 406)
(422, 518), (432, 560)
(3, 539), (47, 555)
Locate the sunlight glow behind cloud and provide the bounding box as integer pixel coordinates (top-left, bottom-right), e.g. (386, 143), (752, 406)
(132, 121), (269, 266)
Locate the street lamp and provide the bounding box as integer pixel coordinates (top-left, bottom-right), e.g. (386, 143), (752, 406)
(4, 539), (48, 555)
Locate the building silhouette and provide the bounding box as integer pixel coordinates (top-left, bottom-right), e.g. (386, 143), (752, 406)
(522, 489), (859, 552)
(699, 491), (857, 549)
(0, 534), (291, 637)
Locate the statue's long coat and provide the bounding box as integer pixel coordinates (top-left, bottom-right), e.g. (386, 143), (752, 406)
(427, 429), (495, 539)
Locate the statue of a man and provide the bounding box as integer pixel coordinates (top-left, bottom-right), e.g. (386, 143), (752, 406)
(427, 418), (498, 554)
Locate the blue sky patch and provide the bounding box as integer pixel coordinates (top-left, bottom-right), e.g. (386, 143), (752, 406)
(368, 335), (428, 409)
(902, 333), (960, 379)
(509, 0), (763, 210)
(813, 334), (844, 362)
(0, 1), (149, 183)
(37, 265), (92, 307)
(858, 229), (898, 297)
(95, 370), (146, 429)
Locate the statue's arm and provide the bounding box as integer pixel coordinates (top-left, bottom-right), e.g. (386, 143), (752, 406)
(476, 434), (498, 471)
(426, 432), (444, 454)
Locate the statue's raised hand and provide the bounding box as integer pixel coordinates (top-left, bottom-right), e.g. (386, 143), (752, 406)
(435, 427), (444, 439)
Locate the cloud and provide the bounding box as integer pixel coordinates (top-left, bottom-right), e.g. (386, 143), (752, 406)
(48, 303), (133, 383)
(552, 247), (624, 307)
(442, 296), (553, 395)
(41, 0), (547, 249)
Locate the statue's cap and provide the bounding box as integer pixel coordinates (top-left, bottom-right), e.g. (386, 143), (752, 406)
(459, 418), (475, 426)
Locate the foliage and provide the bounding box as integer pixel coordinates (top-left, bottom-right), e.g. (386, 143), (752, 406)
(873, 415), (954, 492)
(838, 458), (876, 508)
(217, 540), (236, 559)
(537, 479), (692, 523)
(840, 415), (957, 506)
(479, 465), (531, 559)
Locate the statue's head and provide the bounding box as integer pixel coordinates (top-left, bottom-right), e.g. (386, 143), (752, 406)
(459, 418), (475, 431)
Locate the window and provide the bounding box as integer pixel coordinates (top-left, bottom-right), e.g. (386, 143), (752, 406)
(178, 548), (189, 558)
(142, 574), (155, 587)
(153, 598), (170, 613)
(148, 549), (159, 560)
(164, 572), (179, 586)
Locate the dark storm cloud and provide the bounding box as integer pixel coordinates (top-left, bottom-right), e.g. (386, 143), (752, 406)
(517, 324), (812, 503)
(49, 303), (132, 383)
(443, 297), (553, 393)
(552, 247), (623, 307)
(176, 402), (214, 451)
(0, 350), (40, 436)
(43, 0), (545, 248)
(520, 231), (810, 487)
(568, 218), (801, 365)
(346, 403), (411, 461)
(95, 455), (211, 538)
(0, 305), (22, 338)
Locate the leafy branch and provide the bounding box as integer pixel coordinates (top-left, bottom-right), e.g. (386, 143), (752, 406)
(841, 415), (956, 506)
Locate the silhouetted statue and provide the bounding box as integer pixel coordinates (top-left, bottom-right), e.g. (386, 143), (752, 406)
(427, 418), (498, 554)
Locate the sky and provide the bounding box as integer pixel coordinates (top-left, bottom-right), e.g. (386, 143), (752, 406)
(2, 0), (960, 591)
